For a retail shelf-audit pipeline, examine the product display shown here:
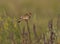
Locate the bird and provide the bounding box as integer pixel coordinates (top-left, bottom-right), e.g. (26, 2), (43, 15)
(18, 12), (32, 23)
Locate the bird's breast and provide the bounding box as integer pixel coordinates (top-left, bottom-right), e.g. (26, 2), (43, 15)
(22, 16), (29, 19)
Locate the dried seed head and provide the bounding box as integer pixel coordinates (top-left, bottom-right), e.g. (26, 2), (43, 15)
(48, 19), (53, 31)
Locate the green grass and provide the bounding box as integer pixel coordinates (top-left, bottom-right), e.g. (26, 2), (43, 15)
(0, 0), (60, 44)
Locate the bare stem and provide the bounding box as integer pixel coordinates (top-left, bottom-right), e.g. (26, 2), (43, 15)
(26, 20), (32, 44)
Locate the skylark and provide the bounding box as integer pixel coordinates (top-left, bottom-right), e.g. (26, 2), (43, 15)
(18, 12), (32, 23)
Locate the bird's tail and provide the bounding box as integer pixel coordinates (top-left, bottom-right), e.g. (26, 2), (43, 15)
(18, 20), (21, 23)
(16, 18), (22, 23)
(18, 19), (23, 23)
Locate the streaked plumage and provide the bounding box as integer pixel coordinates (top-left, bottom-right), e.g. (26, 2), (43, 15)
(18, 12), (32, 23)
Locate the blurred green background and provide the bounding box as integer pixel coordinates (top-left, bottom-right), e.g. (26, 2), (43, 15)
(0, 0), (60, 44)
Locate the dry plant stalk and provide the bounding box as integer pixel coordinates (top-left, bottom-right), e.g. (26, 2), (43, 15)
(21, 26), (26, 44)
(26, 20), (32, 44)
(42, 33), (47, 44)
(48, 19), (53, 31)
(9, 32), (16, 44)
(33, 24), (42, 44)
(57, 14), (60, 30)
(33, 24), (38, 38)
(48, 19), (53, 44)
(48, 19), (56, 44)
(22, 26), (28, 44)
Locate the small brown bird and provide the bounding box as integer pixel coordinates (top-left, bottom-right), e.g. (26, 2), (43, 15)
(18, 12), (32, 23)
